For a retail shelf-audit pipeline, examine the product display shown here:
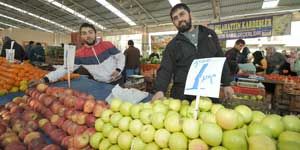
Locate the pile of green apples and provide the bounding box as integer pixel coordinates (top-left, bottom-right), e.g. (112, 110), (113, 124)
(89, 97), (300, 150)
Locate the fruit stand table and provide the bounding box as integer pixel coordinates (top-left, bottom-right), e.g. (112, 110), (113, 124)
(0, 76), (152, 105)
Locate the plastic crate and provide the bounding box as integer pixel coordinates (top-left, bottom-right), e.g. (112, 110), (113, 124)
(232, 86), (265, 96)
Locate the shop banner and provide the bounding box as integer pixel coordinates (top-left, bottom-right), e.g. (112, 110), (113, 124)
(208, 14), (292, 40)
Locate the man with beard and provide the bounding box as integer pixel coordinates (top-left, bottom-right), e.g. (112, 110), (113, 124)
(152, 3), (233, 102)
(32, 23), (125, 85)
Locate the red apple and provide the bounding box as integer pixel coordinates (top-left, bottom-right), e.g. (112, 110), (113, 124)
(38, 93), (47, 102)
(12, 97), (24, 104)
(86, 95), (95, 100)
(49, 129), (66, 144)
(50, 101), (62, 114)
(23, 110), (39, 121)
(27, 137), (47, 150)
(43, 122), (56, 134)
(74, 125), (87, 135)
(76, 112), (88, 125)
(85, 114), (96, 127)
(36, 83), (48, 93)
(41, 144), (61, 150)
(18, 129), (30, 140)
(12, 120), (25, 133)
(24, 131), (41, 144)
(43, 95), (56, 107)
(64, 96), (77, 108)
(4, 142), (26, 150)
(38, 118), (49, 128)
(93, 103), (105, 117)
(71, 111), (79, 122)
(44, 109), (54, 119)
(67, 123), (78, 135)
(64, 88), (73, 96)
(26, 120), (39, 131)
(61, 136), (72, 148)
(50, 115), (60, 126)
(73, 132), (89, 149)
(78, 92), (88, 99)
(64, 109), (74, 120)
(83, 99), (95, 113)
(57, 106), (67, 117)
(83, 128), (96, 136)
(0, 123), (7, 135)
(62, 120), (73, 132)
(74, 97), (85, 110)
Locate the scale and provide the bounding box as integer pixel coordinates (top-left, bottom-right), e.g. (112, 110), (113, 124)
(236, 77), (264, 88)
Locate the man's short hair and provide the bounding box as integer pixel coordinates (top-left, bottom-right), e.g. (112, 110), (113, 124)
(170, 3), (190, 20)
(128, 40), (134, 46)
(79, 23), (96, 34)
(36, 42), (41, 46)
(235, 39), (245, 45)
(29, 41), (34, 45)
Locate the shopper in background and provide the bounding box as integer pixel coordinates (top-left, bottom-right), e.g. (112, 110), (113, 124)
(24, 41), (34, 60)
(225, 39), (246, 75)
(265, 47), (286, 74)
(29, 42), (45, 63)
(149, 49), (160, 60)
(239, 46), (251, 63)
(124, 40), (141, 76)
(30, 23), (125, 86)
(152, 3), (233, 102)
(252, 51), (267, 74)
(291, 51), (300, 76)
(1, 36), (25, 61)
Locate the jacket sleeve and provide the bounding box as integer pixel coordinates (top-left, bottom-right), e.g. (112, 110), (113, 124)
(154, 44), (174, 93)
(46, 64), (80, 83)
(210, 30), (233, 86)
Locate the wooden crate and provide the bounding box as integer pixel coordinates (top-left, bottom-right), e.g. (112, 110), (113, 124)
(289, 95), (300, 113)
(223, 98), (271, 112)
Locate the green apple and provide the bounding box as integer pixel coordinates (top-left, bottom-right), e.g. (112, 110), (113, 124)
(89, 132), (103, 149)
(110, 98), (122, 112)
(154, 129), (170, 148)
(99, 138), (111, 150)
(145, 142), (159, 150)
(153, 103), (168, 114)
(95, 118), (104, 132)
(151, 112), (165, 129)
(143, 103), (152, 109)
(119, 102), (132, 116)
(166, 110), (179, 118)
(102, 123), (113, 137)
(108, 145), (121, 150)
(182, 118), (199, 139)
(199, 98), (212, 112)
(130, 104), (142, 119)
(169, 132), (188, 150)
(189, 139), (209, 150)
(169, 99), (181, 111)
(110, 112), (123, 127)
(202, 113), (216, 124)
(211, 104), (224, 114)
(140, 108), (152, 124)
(108, 128), (121, 144)
(131, 137), (146, 149)
(164, 113), (182, 132)
(234, 105), (253, 124)
(129, 119), (143, 136)
(101, 109), (113, 123)
(199, 123), (223, 146)
(181, 100), (190, 106)
(162, 99), (170, 105)
(118, 117), (132, 131)
(252, 111), (266, 123)
(179, 105), (189, 117)
(117, 131), (133, 150)
(140, 124), (156, 143)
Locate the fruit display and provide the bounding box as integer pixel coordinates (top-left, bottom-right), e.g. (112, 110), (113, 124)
(0, 83), (108, 149)
(0, 57), (80, 96)
(0, 57), (47, 95)
(262, 74), (300, 83)
(90, 97), (300, 150)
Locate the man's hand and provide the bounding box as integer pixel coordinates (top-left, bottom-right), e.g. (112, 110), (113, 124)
(28, 79), (44, 88)
(110, 70), (121, 82)
(223, 86), (234, 100)
(151, 91), (165, 102)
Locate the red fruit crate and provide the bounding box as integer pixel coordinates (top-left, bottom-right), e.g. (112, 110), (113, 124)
(232, 86), (265, 96)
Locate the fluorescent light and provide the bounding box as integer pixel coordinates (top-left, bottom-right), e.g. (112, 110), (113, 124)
(96, 0), (136, 26)
(168, 0), (181, 7)
(0, 1), (74, 32)
(44, 0), (105, 30)
(0, 21), (19, 28)
(0, 13), (53, 33)
(262, 0), (280, 9)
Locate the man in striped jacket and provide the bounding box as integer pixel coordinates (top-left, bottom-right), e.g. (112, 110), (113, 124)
(39, 23), (125, 84)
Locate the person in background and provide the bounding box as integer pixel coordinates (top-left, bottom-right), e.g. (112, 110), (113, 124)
(239, 46), (251, 63)
(29, 42), (45, 63)
(252, 51), (267, 74)
(265, 47), (286, 74)
(1, 36), (25, 61)
(30, 23), (125, 86)
(225, 39), (246, 75)
(24, 41), (34, 60)
(287, 50), (298, 76)
(291, 51), (300, 76)
(152, 3), (233, 102)
(124, 40), (141, 76)
(149, 49), (160, 60)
